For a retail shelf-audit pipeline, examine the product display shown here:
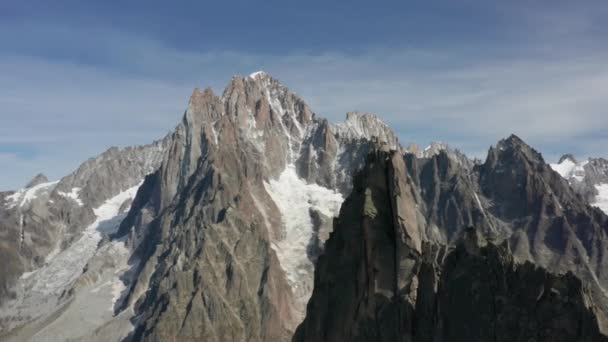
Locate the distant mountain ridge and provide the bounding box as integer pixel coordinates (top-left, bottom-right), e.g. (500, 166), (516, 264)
(551, 154), (608, 213)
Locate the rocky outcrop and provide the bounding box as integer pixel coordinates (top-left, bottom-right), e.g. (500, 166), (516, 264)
(478, 136), (608, 301)
(400, 135), (608, 321)
(24, 174), (49, 189)
(295, 148), (608, 342)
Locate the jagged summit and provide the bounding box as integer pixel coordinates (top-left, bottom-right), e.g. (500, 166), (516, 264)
(249, 70), (268, 79)
(559, 153), (578, 164)
(496, 134), (528, 149)
(24, 173), (49, 189)
(332, 112), (400, 150)
(405, 141), (449, 158)
(295, 146), (608, 342)
(487, 134), (546, 167)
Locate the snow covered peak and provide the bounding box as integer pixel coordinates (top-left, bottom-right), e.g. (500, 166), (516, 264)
(558, 154), (578, 165)
(551, 154), (608, 214)
(333, 112), (399, 149)
(25, 173), (49, 189)
(405, 142), (449, 158)
(5, 180), (58, 209)
(550, 157), (584, 179)
(248, 70), (268, 79)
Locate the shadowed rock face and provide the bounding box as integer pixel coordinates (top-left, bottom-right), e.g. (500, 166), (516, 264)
(402, 135), (608, 322)
(477, 136), (608, 306)
(294, 149), (608, 342)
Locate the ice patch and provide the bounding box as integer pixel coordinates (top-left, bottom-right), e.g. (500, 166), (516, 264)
(249, 70), (267, 79)
(550, 159), (580, 179)
(0, 182), (142, 334)
(5, 181), (58, 209)
(34, 183), (141, 294)
(264, 165), (343, 308)
(593, 184), (608, 214)
(57, 187), (84, 206)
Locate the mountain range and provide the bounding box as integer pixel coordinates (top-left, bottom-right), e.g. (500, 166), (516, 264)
(1, 72), (607, 341)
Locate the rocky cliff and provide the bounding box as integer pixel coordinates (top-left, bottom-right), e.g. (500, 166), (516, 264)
(295, 148), (608, 342)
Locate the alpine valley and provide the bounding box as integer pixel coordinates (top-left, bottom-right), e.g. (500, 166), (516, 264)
(1, 72), (607, 341)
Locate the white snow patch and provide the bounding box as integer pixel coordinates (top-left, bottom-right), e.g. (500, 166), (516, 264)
(474, 193), (484, 213)
(550, 159), (576, 178)
(1, 182), (142, 338)
(593, 184), (608, 214)
(264, 165), (343, 307)
(92, 184), (140, 224)
(550, 159), (589, 180)
(57, 187), (84, 206)
(20, 182), (141, 296)
(5, 181), (58, 209)
(249, 70), (267, 79)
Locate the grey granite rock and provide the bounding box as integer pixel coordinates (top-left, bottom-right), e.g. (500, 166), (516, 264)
(295, 148), (608, 342)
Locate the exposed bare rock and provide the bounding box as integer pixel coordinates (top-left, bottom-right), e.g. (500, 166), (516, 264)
(107, 73), (401, 341)
(295, 149), (608, 342)
(24, 174), (49, 189)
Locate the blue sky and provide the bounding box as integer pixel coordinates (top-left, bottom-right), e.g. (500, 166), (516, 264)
(1, 0), (608, 189)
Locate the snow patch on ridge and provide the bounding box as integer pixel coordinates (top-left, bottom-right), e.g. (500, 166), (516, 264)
(26, 182), (141, 295)
(593, 184), (608, 214)
(0, 182), (143, 334)
(551, 159), (576, 178)
(57, 187), (84, 206)
(249, 70), (267, 79)
(5, 181), (58, 209)
(264, 165), (343, 308)
(550, 159), (587, 182)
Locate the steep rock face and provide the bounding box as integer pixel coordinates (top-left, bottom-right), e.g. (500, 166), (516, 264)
(478, 136), (608, 298)
(294, 149), (608, 342)
(405, 149), (500, 244)
(294, 147), (427, 342)
(427, 228), (607, 342)
(24, 174), (49, 189)
(401, 135), (608, 320)
(110, 73), (400, 341)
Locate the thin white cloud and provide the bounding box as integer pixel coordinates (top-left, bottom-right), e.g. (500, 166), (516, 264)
(1, 12), (607, 189)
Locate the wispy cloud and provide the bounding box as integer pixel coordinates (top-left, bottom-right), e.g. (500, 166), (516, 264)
(1, 3), (607, 189)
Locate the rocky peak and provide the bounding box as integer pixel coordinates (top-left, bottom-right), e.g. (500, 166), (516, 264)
(405, 142), (474, 171)
(333, 112), (400, 150)
(24, 173), (49, 189)
(295, 146), (608, 342)
(422, 141), (448, 157)
(187, 87), (220, 119)
(490, 134), (544, 164)
(559, 153), (578, 164)
(248, 70), (269, 79)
